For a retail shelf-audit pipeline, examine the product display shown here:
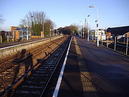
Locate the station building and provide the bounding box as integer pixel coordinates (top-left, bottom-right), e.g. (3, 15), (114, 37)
(107, 26), (129, 41)
(11, 26), (31, 41)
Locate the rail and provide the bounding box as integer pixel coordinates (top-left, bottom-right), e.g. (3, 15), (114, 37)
(0, 36), (67, 92)
(40, 36), (71, 97)
(0, 36), (71, 97)
(0, 36), (66, 73)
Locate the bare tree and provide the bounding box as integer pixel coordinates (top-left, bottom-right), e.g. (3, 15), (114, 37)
(20, 19), (27, 27)
(20, 11), (46, 36)
(29, 11), (46, 35)
(20, 11), (55, 37)
(69, 24), (79, 34)
(44, 19), (54, 37)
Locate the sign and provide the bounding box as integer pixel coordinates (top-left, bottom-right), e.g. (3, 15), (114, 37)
(11, 26), (18, 31)
(125, 32), (129, 37)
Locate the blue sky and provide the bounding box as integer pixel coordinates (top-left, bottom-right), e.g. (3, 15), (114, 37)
(0, 0), (129, 30)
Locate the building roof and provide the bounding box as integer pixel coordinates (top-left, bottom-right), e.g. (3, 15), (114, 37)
(107, 26), (129, 36)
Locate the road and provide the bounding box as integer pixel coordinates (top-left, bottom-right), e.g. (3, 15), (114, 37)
(58, 36), (129, 97)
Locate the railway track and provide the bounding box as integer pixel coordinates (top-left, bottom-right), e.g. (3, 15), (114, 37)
(0, 36), (66, 71)
(0, 36), (68, 95)
(0, 36), (71, 97)
(0, 36), (64, 64)
(0, 36), (63, 63)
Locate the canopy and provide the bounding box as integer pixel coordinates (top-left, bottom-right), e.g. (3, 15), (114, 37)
(107, 26), (129, 36)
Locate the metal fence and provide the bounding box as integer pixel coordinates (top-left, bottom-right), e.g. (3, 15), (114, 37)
(100, 35), (129, 55)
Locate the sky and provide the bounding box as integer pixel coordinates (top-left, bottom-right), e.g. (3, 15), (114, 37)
(0, 0), (129, 31)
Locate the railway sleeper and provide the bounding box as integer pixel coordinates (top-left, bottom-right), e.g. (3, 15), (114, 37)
(4, 36), (71, 97)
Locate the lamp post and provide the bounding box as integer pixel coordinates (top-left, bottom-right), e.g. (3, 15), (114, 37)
(89, 5), (100, 46)
(95, 20), (99, 46)
(79, 21), (84, 38)
(31, 16), (34, 36)
(86, 15), (90, 41)
(23, 19), (29, 40)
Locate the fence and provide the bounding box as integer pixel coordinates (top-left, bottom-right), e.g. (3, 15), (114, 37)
(100, 35), (129, 55)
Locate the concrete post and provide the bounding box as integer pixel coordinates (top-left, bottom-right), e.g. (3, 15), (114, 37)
(106, 37), (108, 48)
(96, 30), (100, 47)
(126, 37), (129, 55)
(97, 37), (99, 47)
(114, 36), (117, 51)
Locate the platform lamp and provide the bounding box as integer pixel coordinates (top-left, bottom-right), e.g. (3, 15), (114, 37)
(31, 16), (34, 36)
(89, 5), (100, 46)
(95, 19), (100, 47)
(86, 15), (90, 41)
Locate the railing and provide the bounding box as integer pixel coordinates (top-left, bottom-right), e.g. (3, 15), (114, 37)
(100, 37), (129, 55)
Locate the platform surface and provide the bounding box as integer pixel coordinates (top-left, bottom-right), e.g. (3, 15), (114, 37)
(58, 36), (129, 97)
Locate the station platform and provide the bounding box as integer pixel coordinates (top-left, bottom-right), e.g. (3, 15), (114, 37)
(57, 36), (129, 97)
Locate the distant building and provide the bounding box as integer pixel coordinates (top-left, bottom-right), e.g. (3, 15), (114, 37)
(0, 31), (12, 43)
(11, 26), (31, 41)
(89, 29), (106, 40)
(107, 26), (129, 36)
(11, 26), (19, 41)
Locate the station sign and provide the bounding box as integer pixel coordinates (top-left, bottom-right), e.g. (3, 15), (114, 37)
(11, 26), (18, 31)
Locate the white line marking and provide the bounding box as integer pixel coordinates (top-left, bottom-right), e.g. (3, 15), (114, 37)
(52, 37), (72, 97)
